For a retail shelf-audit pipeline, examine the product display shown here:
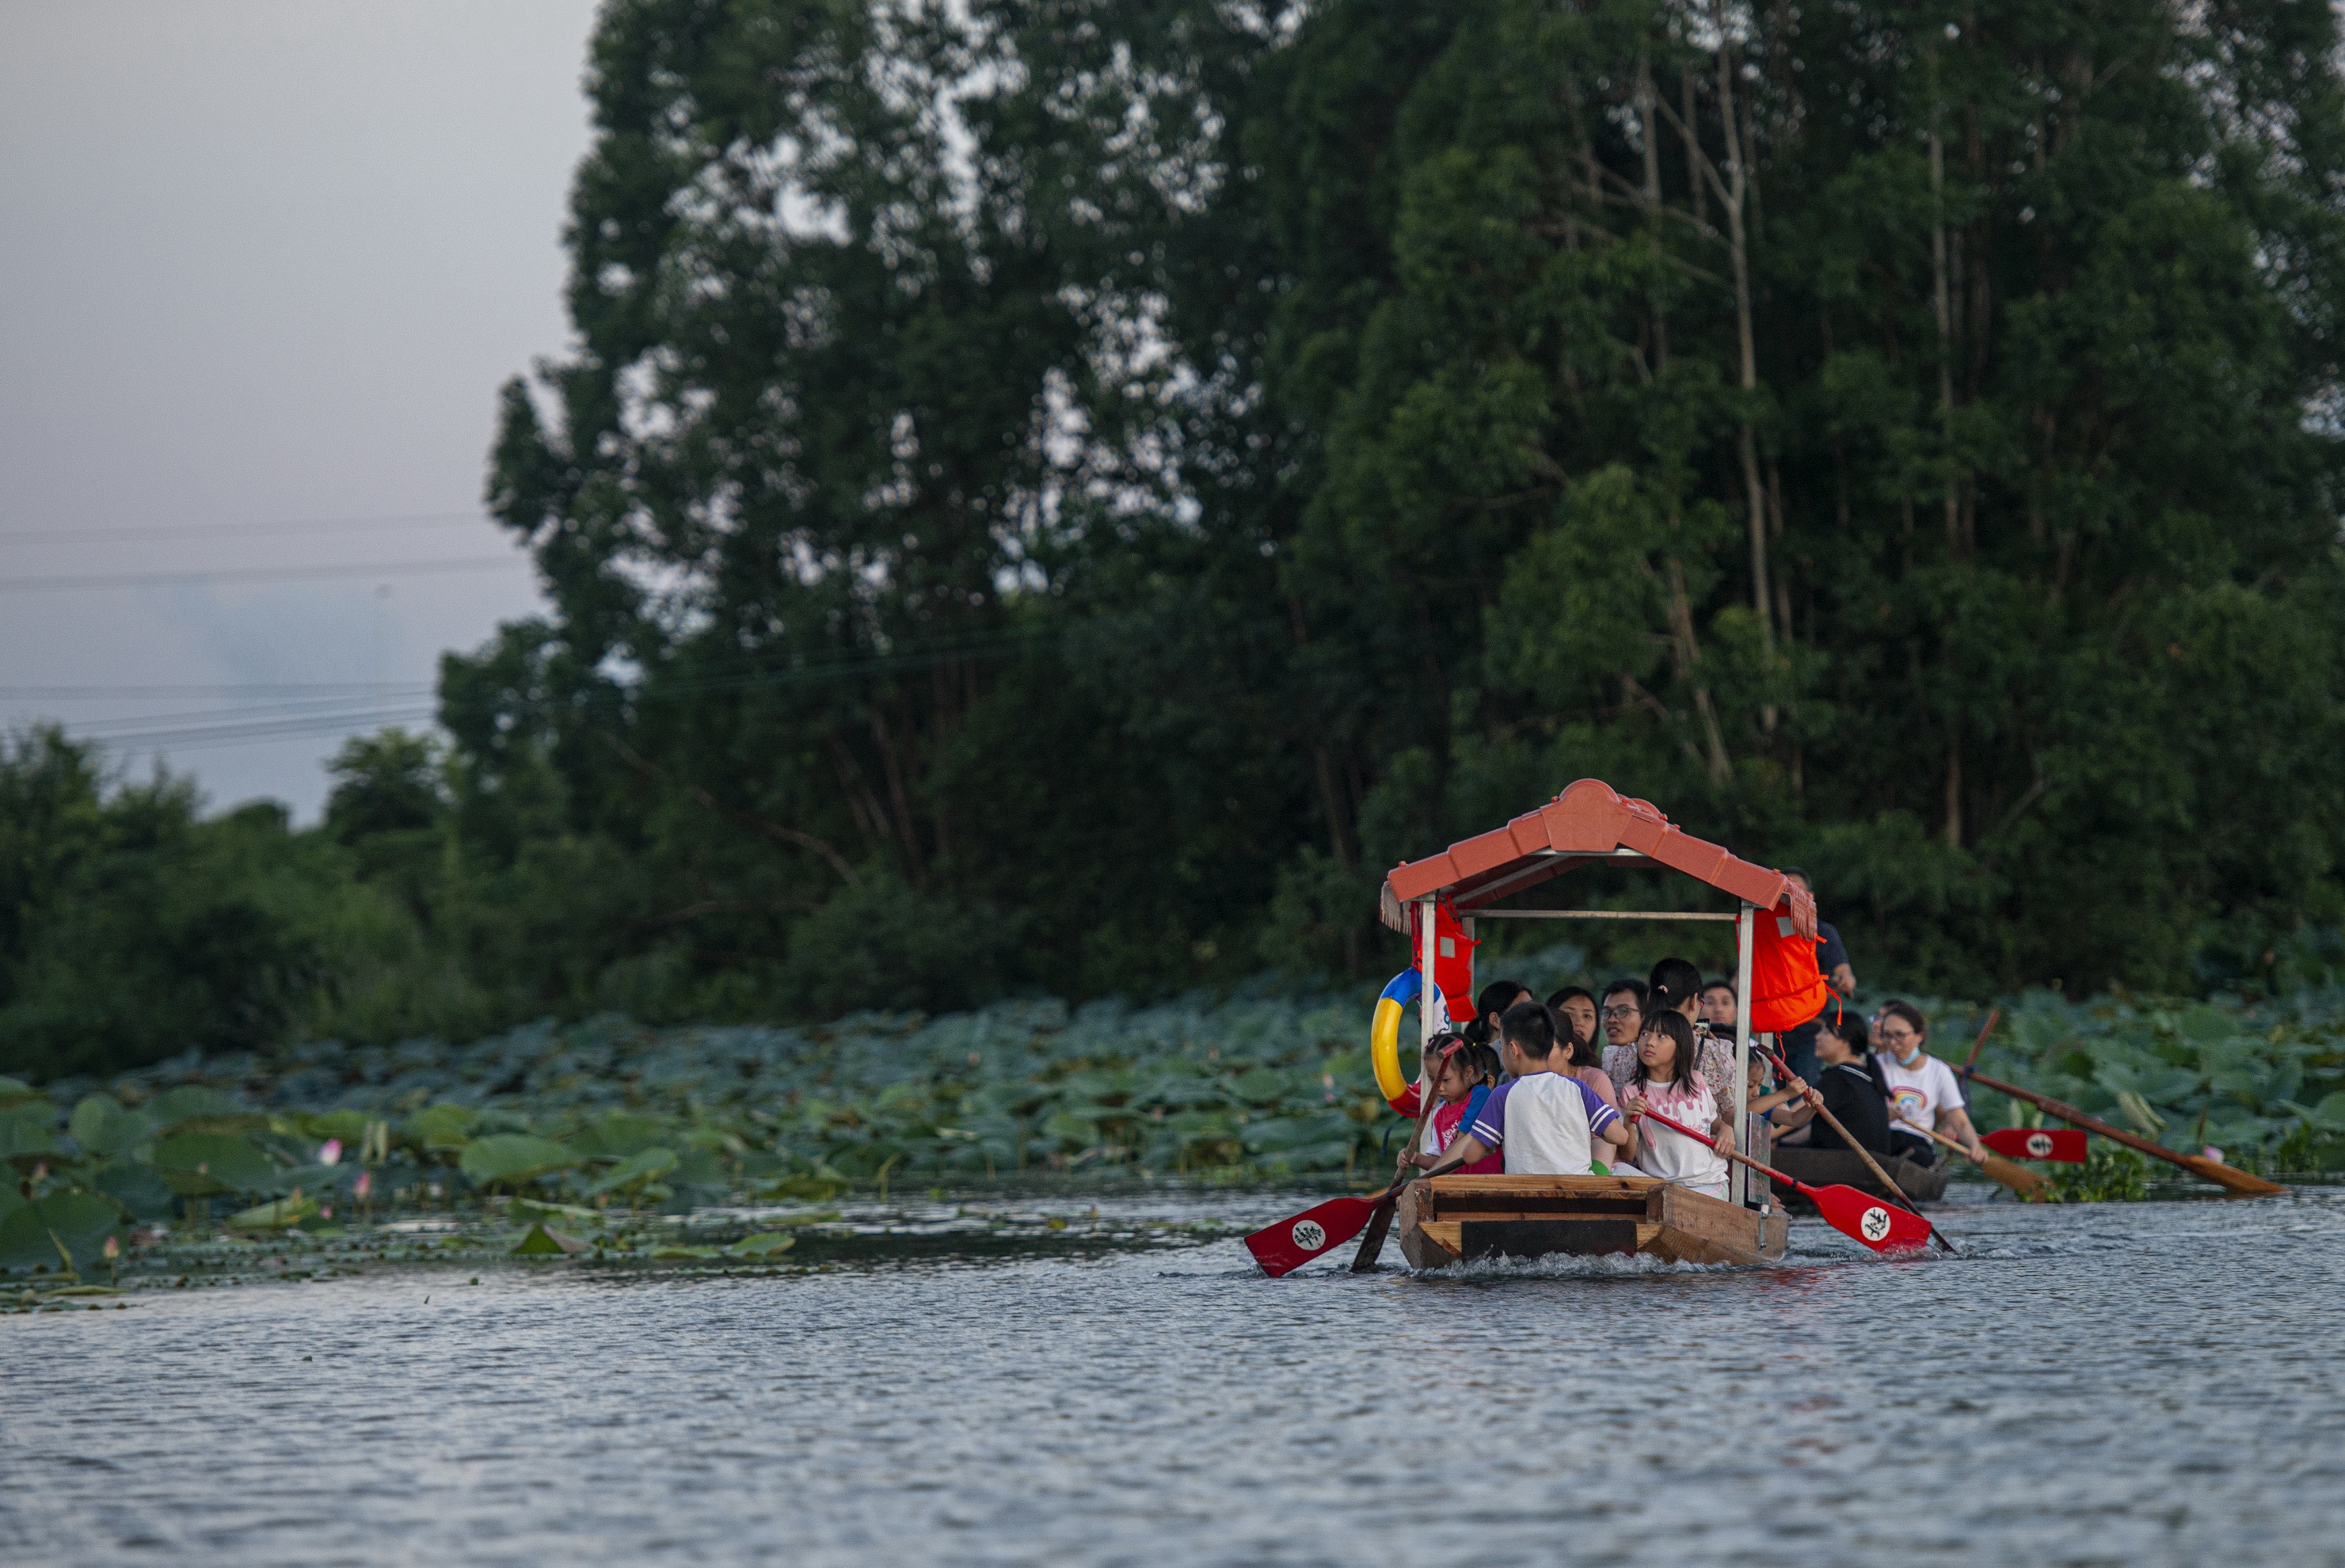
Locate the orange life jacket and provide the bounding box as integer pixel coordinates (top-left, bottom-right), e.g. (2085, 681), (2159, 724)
(1750, 902), (1830, 1033)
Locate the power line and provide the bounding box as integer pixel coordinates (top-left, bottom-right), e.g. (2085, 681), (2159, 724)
(12, 627), (1056, 753)
(0, 556), (530, 593)
(0, 510), (491, 548)
(0, 683), (436, 698)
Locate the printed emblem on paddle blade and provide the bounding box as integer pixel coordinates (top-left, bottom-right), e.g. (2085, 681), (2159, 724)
(1860, 1207), (1892, 1243)
(1291, 1220), (1327, 1252)
(2026, 1132), (2054, 1158)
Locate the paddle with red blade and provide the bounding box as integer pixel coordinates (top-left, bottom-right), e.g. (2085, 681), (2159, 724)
(1751, 1040), (1957, 1254)
(1981, 1126), (2088, 1164)
(1635, 1103), (1932, 1256)
(1245, 1177), (1410, 1277)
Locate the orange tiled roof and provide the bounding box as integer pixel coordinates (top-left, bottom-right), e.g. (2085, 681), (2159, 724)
(1380, 778), (1814, 935)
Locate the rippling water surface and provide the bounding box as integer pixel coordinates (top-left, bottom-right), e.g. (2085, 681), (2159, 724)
(6, 1187), (2345, 1566)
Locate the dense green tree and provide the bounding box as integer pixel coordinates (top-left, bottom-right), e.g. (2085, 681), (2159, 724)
(13, 0), (2345, 1081)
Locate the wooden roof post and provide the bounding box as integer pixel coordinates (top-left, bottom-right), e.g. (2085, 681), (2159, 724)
(1418, 897), (1440, 1053)
(1734, 901), (1756, 1209)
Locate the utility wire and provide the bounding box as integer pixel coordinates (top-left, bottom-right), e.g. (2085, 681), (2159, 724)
(0, 556), (529, 592)
(0, 510), (490, 547)
(0, 683), (437, 698)
(13, 628), (1053, 753)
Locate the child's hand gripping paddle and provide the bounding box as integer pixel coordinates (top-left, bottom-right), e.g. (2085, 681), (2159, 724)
(1633, 1102), (1933, 1256)
(1245, 1177), (1410, 1277)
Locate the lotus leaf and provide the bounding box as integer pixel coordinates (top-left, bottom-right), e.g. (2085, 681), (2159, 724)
(0, 1077), (40, 1106)
(1260, 1138), (1357, 1171)
(459, 1135), (581, 1187)
(1139, 1075), (1227, 1109)
(147, 1087), (244, 1128)
(1243, 1112), (1357, 1154)
(1042, 1112), (1094, 1145)
(648, 1244), (719, 1259)
(299, 1109), (374, 1144)
(566, 1113), (670, 1159)
(403, 1105), (478, 1151)
(70, 1095), (158, 1158)
(510, 1198), (602, 1225)
(582, 1146), (679, 1197)
(512, 1224), (589, 1255)
(0, 1103), (59, 1163)
(2176, 1007), (2234, 1043)
(666, 1147), (729, 1201)
(2289, 1091), (2345, 1134)
(726, 1232), (796, 1258)
(90, 1162), (178, 1220)
(760, 1172), (847, 1200)
(1232, 1067), (1289, 1104)
(0, 1192), (129, 1277)
(227, 1193), (319, 1230)
(153, 1133), (280, 1195)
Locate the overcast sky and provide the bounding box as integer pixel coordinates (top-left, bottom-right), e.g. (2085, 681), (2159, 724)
(0, 0), (600, 820)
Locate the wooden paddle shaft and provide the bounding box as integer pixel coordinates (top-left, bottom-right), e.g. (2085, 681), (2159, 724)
(1635, 1104), (1805, 1191)
(1754, 1041), (1953, 1250)
(1893, 1109), (2046, 1195)
(1354, 1038), (1455, 1269)
(1960, 1068), (2287, 1197)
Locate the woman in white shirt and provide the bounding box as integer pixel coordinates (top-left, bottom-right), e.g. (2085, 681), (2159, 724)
(1875, 1001), (1986, 1166)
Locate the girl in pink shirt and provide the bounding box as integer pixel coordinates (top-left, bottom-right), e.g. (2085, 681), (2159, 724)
(1401, 1040), (1506, 1177)
(1620, 1013), (1734, 1198)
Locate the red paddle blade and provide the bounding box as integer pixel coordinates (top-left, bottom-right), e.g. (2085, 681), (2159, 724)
(1803, 1182), (1933, 1255)
(1982, 1127), (2088, 1163)
(1244, 1193), (1380, 1277)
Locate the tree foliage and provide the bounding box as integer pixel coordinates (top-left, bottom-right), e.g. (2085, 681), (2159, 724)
(10, 0), (2345, 1077)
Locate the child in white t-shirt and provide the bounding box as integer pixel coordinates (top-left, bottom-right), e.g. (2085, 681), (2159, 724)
(1620, 1013), (1732, 1199)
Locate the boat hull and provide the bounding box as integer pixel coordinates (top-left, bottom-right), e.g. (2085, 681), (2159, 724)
(1397, 1174), (1788, 1269)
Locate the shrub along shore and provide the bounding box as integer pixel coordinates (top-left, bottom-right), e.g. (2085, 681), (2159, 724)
(6, 978), (2344, 1285)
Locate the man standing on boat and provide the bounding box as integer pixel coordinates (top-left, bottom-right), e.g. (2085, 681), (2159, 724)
(1778, 869), (1857, 1085)
(1406, 1002), (1631, 1178)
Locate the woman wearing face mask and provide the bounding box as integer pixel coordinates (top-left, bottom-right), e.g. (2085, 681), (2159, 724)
(1874, 1001), (1985, 1165)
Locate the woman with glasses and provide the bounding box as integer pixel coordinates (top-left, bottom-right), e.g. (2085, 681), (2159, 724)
(1874, 1001), (1985, 1166)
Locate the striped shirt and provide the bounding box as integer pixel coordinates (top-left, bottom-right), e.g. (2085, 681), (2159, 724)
(1469, 1072), (1623, 1176)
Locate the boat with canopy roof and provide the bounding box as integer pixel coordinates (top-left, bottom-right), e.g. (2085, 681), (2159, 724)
(1374, 778), (1825, 1268)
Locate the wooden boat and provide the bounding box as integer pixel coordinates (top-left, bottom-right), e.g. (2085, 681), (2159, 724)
(1397, 1173), (1788, 1269)
(1767, 1147), (1948, 1204)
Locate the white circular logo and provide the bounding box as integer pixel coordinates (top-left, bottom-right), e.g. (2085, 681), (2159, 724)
(1860, 1207), (1892, 1243)
(2026, 1132), (2054, 1158)
(1291, 1220), (1327, 1252)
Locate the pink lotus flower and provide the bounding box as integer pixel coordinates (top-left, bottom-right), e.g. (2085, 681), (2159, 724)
(102, 1235), (119, 1260)
(354, 1171), (371, 1200)
(318, 1139), (343, 1166)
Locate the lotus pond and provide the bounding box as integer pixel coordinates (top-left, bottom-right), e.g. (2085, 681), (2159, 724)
(6, 977), (2345, 1287)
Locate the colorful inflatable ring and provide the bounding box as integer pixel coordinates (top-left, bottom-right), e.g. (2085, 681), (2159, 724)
(1370, 968), (1448, 1116)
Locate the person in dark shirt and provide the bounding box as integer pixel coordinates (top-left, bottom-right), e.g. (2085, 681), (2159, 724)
(1767, 1011), (1891, 1155)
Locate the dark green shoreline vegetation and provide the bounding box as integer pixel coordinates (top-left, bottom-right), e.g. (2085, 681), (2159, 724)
(11, 0), (2345, 1090)
(7, 978), (2345, 1292)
